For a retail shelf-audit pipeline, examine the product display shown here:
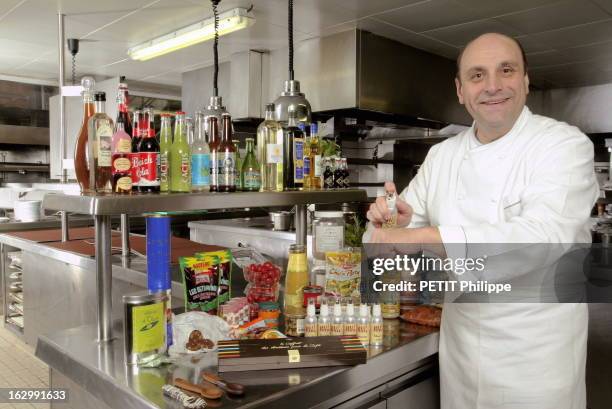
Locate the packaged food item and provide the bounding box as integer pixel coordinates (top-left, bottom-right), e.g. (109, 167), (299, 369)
(168, 311), (231, 356)
(259, 329), (286, 339)
(324, 249), (361, 298)
(243, 262), (282, 286)
(197, 250), (232, 306)
(399, 305), (442, 327)
(245, 283), (279, 303)
(180, 256), (219, 313)
(303, 285), (324, 308)
(258, 302), (280, 328)
(219, 297), (250, 327)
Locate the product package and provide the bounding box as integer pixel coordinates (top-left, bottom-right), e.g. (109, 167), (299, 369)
(168, 311), (231, 356)
(179, 256), (220, 313)
(218, 336), (367, 372)
(197, 250), (233, 306)
(324, 249), (362, 298)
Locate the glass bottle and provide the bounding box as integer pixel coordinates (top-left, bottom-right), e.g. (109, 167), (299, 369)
(218, 114), (236, 192)
(333, 157), (344, 188)
(300, 123), (311, 190)
(129, 110), (142, 192)
(233, 140), (242, 191)
(284, 244), (309, 316)
(283, 110), (304, 190)
(357, 303), (370, 346)
(370, 304), (384, 346)
(309, 123), (321, 189)
(343, 300), (357, 336)
(323, 158), (334, 189)
(159, 114), (172, 192)
(111, 112), (132, 194)
(87, 91), (113, 193)
(257, 103), (284, 192)
(332, 300), (344, 336)
(241, 138), (261, 192)
(191, 112), (210, 192)
(317, 301), (331, 336)
(74, 76), (96, 192)
(208, 116), (220, 192)
(137, 111), (160, 193)
(304, 298), (318, 337)
(116, 78), (132, 137)
(342, 158), (350, 188)
(170, 112), (191, 192)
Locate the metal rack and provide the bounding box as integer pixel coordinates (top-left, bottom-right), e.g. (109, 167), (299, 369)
(42, 189), (368, 343)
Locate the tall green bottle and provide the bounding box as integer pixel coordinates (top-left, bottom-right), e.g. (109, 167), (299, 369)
(241, 138), (261, 191)
(159, 113), (172, 192)
(233, 139), (242, 191)
(170, 112), (191, 192)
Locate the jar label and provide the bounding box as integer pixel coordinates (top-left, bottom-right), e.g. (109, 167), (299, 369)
(160, 152), (169, 185)
(293, 138), (304, 182)
(192, 153), (210, 186)
(132, 302), (165, 354)
(112, 156), (131, 173)
(219, 151), (235, 186)
(243, 170), (261, 189)
(371, 322), (383, 343)
(314, 225), (344, 253)
(266, 143), (282, 164)
(318, 322), (331, 336)
(115, 176), (132, 191)
(304, 323), (318, 337)
(129, 153), (141, 186)
(332, 323), (343, 336)
(343, 323), (357, 336)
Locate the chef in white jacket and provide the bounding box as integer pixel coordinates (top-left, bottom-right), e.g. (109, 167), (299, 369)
(367, 33), (599, 409)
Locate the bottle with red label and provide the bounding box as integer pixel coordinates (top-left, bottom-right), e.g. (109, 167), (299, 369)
(137, 110), (160, 193)
(130, 110), (142, 191)
(116, 77), (132, 137)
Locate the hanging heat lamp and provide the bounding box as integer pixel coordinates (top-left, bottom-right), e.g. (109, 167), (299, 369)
(201, 0), (229, 135)
(273, 0), (312, 124)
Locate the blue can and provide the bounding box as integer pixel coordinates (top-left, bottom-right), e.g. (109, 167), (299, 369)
(146, 214), (171, 291)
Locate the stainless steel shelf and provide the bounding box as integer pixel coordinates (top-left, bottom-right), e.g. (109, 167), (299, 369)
(42, 189), (368, 216)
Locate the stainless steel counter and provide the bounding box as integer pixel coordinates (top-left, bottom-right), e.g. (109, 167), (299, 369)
(0, 216), (93, 233)
(36, 321), (439, 409)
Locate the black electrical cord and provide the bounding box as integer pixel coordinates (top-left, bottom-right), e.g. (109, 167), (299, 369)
(211, 0), (221, 97)
(288, 0), (294, 81)
(71, 55), (76, 85)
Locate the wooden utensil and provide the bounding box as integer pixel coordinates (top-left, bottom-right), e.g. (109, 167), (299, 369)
(202, 372), (245, 396)
(174, 378), (223, 400)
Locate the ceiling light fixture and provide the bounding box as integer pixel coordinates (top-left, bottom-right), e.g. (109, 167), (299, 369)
(127, 7), (254, 61)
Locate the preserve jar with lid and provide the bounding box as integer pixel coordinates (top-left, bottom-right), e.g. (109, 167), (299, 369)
(312, 211), (345, 261)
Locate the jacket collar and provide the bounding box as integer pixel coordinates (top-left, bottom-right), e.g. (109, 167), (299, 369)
(466, 106), (531, 152)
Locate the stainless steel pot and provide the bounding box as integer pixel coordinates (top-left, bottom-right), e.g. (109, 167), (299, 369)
(269, 211), (294, 231)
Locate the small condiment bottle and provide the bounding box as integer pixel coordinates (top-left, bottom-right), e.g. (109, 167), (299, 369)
(304, 299), (318, 337)
(317, 301), (332, 336)
(357, 303), (370, 346)
(332, 300), (344, 336)
(343, 300), (357, 336)
(370, 303), (384, 346)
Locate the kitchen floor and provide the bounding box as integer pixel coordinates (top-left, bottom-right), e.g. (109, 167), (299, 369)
(0, 318), (49, 409)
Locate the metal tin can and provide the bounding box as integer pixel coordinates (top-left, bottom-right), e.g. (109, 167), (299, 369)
(123, 291), (168, 365)
(284, 313), (305, 337)
(146, 214), (171, 292)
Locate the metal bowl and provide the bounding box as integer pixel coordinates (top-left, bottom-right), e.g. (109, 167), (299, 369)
(269, 211), (294, 231)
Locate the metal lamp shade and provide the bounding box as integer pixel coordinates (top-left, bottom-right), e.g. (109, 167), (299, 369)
(273, 80), (312, 124)
(201, 95), (230, 139)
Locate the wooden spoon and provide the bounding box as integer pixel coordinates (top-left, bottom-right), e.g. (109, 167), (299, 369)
(202, 372), (245, 396)
(174, 378), (223, 400)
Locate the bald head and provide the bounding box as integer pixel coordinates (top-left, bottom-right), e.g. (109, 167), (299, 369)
(456, 33), (527, 80)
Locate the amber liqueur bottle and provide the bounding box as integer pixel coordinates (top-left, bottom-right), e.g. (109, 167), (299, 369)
(217, 113), (236, 192)
(208, 116), (221, 192)
(74, 76), (96, 192)
(87, 92), (113, 192)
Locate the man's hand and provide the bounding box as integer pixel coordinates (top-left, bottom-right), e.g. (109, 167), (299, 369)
(367, 182), (413, 228)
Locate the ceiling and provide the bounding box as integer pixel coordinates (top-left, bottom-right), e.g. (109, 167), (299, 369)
(2, 0), (612, 89)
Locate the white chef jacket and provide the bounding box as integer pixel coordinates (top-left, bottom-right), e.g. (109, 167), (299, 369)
(401, 106), (599, 409)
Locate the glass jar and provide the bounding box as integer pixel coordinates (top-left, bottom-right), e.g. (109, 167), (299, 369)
(312, 211), (345, 261)
(284, 244), (309, 316)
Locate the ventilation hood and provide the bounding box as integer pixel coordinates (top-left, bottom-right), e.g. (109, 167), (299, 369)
(294, 29), (471, 127)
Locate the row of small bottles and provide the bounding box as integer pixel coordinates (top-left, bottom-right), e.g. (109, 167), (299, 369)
(303, 299), (384, 346)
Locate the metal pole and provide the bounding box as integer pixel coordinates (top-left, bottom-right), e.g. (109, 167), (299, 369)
(95, 215), (113, 342)
(60, 211), (69, 242)
(57, 13), (67, 184)
(120, 214), (130, 258)
(295, 204), (307, 246)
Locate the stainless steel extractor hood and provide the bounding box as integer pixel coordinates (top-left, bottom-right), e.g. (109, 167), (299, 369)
(294, 29), (471, 126)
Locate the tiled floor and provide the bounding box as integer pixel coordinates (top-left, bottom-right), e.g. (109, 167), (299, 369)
(0, 318), (49, 409)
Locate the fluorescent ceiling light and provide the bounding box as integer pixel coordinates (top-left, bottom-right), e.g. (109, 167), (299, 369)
(127, 7), (254, 61)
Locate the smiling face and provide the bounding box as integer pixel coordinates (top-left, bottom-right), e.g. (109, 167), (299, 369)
(455, 33), (530, 143)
